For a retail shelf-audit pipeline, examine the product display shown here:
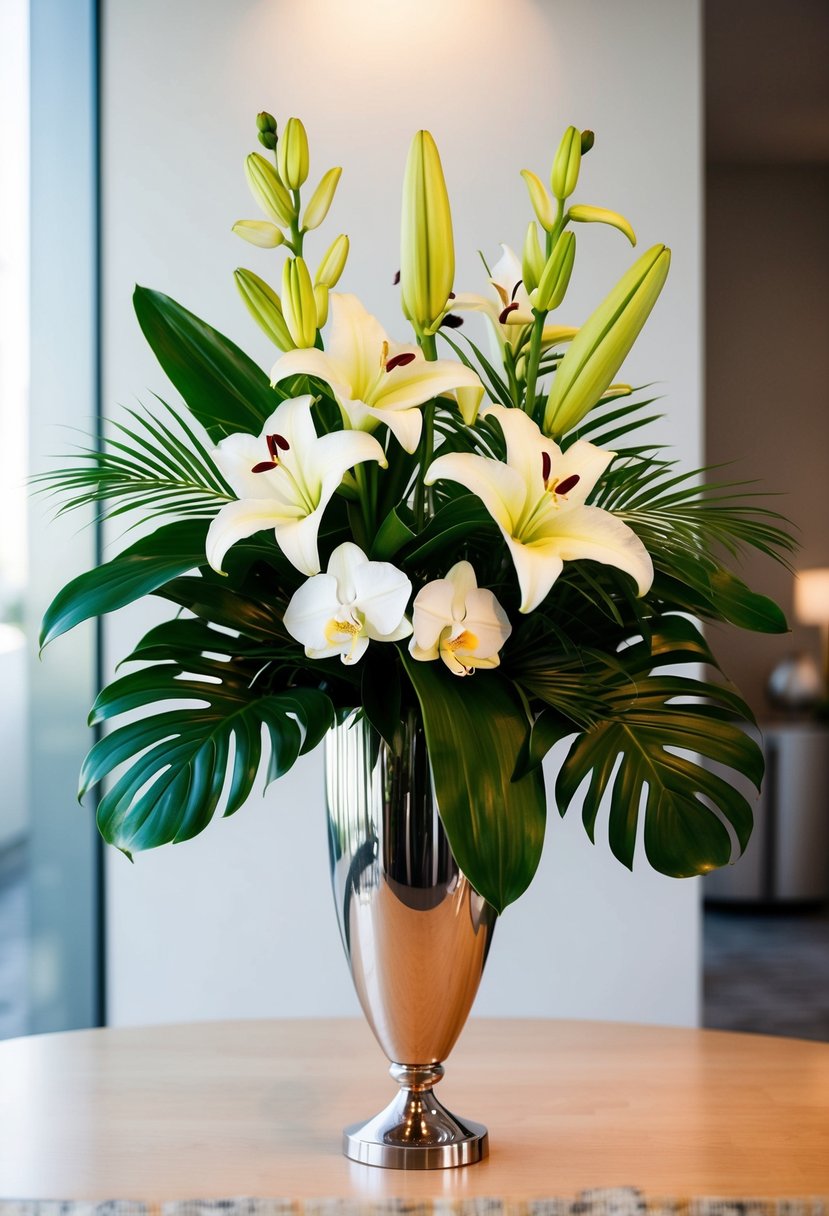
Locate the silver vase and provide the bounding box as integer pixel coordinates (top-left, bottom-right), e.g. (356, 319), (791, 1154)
(325, 710), (496, 1169)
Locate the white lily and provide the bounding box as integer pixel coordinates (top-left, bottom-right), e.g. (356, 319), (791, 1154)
(283, 542), (412, 665)
(269, 293), (482, 453)
(205, 395), (386, 577)
(409, 561), (512, 676)
(426, 404), (653, 614)
(452, 245), (577, 360)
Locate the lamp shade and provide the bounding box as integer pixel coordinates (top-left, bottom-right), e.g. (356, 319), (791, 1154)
(794, 568), (829, 625)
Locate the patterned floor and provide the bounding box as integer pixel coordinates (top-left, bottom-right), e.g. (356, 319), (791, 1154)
(703, 903), (829, 1042)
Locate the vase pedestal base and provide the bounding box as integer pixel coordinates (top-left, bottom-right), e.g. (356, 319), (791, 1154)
(343, 1065), (488, 1170)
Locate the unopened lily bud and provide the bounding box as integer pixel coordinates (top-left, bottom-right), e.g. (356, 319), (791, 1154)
(258, 129), (277, 151)
(520, 169), (555, 232)
(281, 256), (318, 348)
(277, 116), (309, 190)
(567, 204), (636, 247)
(455, 383), (485, 426)
(302, 167), (342, 231)
(551, 126), (581, 201)
(532, 231), (576, 312)
(522, 221), (545, 292)
(256, 111), (277, 134)
(314, 283), (329, 328)
(580, 129), (595, 155)
(400, 129), (455, 334)
(234, 268), (294, 351)
(315, 233), (349, 289)
(544, 243), (670, 436)
(232, 220), (284, 249)
(245, 153), (294, 226)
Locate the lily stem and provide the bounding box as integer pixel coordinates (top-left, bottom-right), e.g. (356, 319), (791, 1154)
(414, 330), (439, 528)
(524, 311), (547, 418)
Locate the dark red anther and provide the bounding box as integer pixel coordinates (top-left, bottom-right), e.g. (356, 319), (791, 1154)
(541, 451), (552, 484)
(251, 460), (276, 474)
(511, 280), (523, 301)
(385, 352), (417, 373)
(555, 473), (580, 496)
(498, 301), (519, 324)
(272, 433), (290, 451)
(440, 313), (463, 329)
(448, 291), (456, 299)
(393, 270), (401, 285)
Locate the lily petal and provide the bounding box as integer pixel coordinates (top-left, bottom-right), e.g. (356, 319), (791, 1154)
(550, 438), (615, 505)
(482, 404), (561, 499)
(372, 358), (482, 412)
(344, 398), (423, 453)
(539, 504), (654, 596)
(206, 498), (304, 574)
(426, 451), (526, 532)
(503, 532), (565, 614)
(274, 507), (329, 577)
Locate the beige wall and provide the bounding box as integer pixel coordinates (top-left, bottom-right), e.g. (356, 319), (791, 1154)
(706, 165), (829, 713)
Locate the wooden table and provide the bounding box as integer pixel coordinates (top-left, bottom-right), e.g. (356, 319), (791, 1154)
(0, 1018), (827, 1200)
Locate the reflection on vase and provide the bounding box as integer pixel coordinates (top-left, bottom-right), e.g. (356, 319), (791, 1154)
(326, 710), (495, 1169)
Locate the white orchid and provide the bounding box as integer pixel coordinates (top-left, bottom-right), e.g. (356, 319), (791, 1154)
(269, 293), (482, 454)
(409, 561), (512, 676)
(426, 404), (653, 614)
(283, 542), (412, 665)
(206, 395), (386, 577)
(452, 246), (578, 358)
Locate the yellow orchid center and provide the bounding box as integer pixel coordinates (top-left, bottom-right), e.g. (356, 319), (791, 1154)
(325, 613), (365, 661)
(445, 628), (478, 653)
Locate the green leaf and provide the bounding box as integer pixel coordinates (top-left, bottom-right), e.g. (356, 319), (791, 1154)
(82, 627), (334, 852)
(403, 495), (493, 565)
(40, 519), (210, 649)
(402, 654), (546, 913)
(370, 508), (415, 561)
(653, 560), (788, 633)
(134, 285), (284, 440)
(554, 675), (762, 877)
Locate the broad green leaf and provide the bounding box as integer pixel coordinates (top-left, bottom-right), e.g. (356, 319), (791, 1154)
(403, 495), (492, 565)
(370, 508), (415, 561)
(402, 654), (546, 913)
(40, 519), (209, 649)
(554, 675), (762, 877)
(653, 561), (788, 634)
(134, 285), (284, 441)
(83, 627), (334, 853)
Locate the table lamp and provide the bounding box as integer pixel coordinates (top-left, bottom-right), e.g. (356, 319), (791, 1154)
(794, 567), (829, 697)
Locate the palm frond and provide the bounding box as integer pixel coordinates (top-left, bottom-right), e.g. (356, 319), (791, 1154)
(32, 399), (232, 524)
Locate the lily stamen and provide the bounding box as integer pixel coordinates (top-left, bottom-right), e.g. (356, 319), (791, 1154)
(498, 302), (519, 324)
(385, 352), (417, 373)
(555, 474), (580, 496)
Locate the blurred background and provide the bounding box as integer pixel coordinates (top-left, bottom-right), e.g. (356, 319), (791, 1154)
(0, 0), (826, 1042)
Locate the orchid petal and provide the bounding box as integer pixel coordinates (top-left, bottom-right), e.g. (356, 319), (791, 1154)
(352, 559), (413, 637)
(326, 541), (368, 602)
(427, 451), (526, 532)
(282, 572), (340, 652)
(411, 578), (456, 651)
(540, 504), (654, 596)
(206, 498), (303, 573)
(459, 586), (512, 656)
(445, 560), (477, 617)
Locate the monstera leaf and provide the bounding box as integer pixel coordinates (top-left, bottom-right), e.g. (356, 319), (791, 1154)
(81, 618), (334, 855)
(515, 615), (763, 877)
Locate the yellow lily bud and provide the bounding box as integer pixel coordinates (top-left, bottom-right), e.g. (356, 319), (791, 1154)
(520, 169), (555, 232)
(231, 220), (284, 249)
(532, 231), (576, 312)
(301, 167), (342, 231)
(455, 383), (485, 426)
(522, 221), (545, 292)
(314, 283), (329, 328)
(281, 256), (318, 348)
(601, 383), (633, 400)
(551, 126), (581, 201)
(567, 204), (636, 247)
(315, 233), (349, 289)
(245, 153), (294, 226)
(541, 324), (578, 349)
(234, 268), (294, 351)
(277, 116), (310, 190)
(544, 244), (670, 436)
(400, 129), (455, 334)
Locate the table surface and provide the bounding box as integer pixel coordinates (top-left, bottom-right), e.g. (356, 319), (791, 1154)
(0, 1018), (827, 1201)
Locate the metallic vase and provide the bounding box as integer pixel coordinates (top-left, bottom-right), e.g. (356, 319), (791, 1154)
(325, 710), (496, 1169)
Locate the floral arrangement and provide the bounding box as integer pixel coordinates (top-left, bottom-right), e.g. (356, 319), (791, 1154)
(39, 114), (792, 913)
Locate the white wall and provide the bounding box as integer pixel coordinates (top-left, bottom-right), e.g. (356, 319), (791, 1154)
(103, 0), (703, 1027)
